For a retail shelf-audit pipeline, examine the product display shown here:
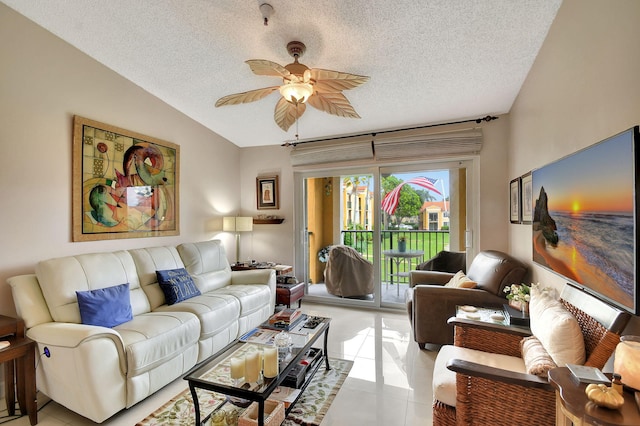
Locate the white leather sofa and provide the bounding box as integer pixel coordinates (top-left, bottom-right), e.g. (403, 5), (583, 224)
(7, 240), (275, 423)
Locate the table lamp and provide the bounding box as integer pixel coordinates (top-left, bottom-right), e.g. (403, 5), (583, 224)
(223, 216), (253, 265)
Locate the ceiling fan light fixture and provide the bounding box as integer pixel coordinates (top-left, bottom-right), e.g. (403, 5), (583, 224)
(215, 40), (369, 131)
(279, 81), (313, 103)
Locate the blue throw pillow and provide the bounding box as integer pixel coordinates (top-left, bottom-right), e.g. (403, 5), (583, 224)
(156, 268), (201, 305)
(76, 283), (133, 328)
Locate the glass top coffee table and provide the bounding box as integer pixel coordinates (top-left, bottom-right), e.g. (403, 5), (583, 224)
(184, 316), (331, 426)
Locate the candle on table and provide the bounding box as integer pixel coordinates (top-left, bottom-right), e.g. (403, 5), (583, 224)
(245, 352), (260, 383)
(230, 356), (244, 384)
(263, 347), (278, 378)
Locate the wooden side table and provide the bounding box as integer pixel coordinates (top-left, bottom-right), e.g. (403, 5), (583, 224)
(549, 367), (640, 426)
(0, 315), (37, 425)
(231, 263), (293, 276)
(276, 282), (305, 308)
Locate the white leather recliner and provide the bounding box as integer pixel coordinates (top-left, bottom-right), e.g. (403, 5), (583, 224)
(8, 240), (275, 423)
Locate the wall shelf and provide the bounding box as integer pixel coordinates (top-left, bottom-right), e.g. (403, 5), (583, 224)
(253, 218), (284, 224)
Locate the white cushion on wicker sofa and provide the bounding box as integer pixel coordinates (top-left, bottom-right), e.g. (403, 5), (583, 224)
(433, 345), (526, 407)
(529, 288), (585, 366)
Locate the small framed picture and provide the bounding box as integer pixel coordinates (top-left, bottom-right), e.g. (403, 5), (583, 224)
(510, 177), (521, 224)
(521, 172), (533, 224)
(257, 176), (279, 210)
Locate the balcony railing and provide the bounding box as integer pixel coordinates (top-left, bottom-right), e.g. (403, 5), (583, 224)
(340, 229), (450, 280)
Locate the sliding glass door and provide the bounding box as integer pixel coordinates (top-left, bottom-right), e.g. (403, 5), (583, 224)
(294, 159), (473, 309)
(299, 170), (378, 307)
(378, 164), (468, 306)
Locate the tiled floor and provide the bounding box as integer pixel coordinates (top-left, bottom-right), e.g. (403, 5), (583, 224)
(307, 282), (410, 305)
(0, 303), (436, 425)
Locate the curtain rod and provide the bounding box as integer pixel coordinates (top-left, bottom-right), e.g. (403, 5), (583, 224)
(281, 115), (499, 147)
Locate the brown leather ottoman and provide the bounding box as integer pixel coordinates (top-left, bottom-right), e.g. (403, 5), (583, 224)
(276, 282), (305, 308)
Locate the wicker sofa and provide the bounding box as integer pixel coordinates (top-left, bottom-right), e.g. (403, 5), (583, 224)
(431, 284), (631, 425)
(8, 239), (275, 423)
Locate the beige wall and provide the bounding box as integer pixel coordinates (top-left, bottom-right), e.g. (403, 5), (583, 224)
(0, 5), (242, 316)
(238, 146), (295, 265)
(477, 117), (510, 252)
(508, 0), (640, 291)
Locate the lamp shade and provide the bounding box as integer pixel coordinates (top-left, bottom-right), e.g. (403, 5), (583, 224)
(223, 216), (253, 232)
(613, 335), (640, 390)
(236, 217), (253, 232)
(222, 217), (236, 232)
(279, 82), (313, 104)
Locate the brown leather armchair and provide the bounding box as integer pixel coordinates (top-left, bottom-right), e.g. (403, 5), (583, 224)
(406, 250), (527, 348)
(416, 250), (466, 274)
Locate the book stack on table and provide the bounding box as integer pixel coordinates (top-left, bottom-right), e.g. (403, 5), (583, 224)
(566, 363), (611, 385)
(268, 308), (303, 330)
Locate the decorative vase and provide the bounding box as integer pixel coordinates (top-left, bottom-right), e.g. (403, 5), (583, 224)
(613, 335), (640, 391)
(509, 299), (529, 314)
(398, 240), (406, 252)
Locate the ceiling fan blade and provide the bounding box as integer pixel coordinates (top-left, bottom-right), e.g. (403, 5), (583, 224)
(215, 86), (279, 107)
(274, 98), (306, 131)
(246, 60), (290, 78)
(307, 92), (361, 118)
(310, 69), (370, 92)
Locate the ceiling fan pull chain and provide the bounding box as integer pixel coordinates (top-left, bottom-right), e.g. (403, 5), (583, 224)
(295, 103), (300, 141)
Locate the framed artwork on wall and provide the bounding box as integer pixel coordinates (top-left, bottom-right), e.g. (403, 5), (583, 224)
(256, 176), (279, 210)
(510, 177), (521, 224)
(72, 115), (179, 241)
(521, 172), (533, 224)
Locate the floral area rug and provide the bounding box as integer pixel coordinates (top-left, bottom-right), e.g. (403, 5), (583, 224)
(136, 358), (352, 426)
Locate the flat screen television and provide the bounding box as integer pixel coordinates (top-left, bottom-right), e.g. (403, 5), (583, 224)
(532, 126), (640, 314)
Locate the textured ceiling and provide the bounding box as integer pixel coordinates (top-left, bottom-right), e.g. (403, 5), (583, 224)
(3, 0), (562, 147)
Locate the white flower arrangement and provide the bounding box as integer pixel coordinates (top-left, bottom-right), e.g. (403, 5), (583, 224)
(504, 283), (555, 303)
(504, 283), (531, 303)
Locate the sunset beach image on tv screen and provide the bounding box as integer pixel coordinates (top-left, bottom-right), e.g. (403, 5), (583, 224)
(532, 128), (637, 313)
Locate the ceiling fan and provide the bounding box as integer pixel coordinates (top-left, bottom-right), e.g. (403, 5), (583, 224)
(215, 41), (370, 132)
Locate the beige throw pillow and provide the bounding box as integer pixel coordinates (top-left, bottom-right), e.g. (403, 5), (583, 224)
(529, 289), (585, 366)
(521, 335), (557, 377)
(445, 271), (477, 289)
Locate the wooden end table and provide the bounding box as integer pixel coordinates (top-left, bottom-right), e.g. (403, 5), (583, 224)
(276, 282), (305, 308)
(549, 367), (640, 426)
(231, 263), (293, 276)
(0, 315), (37, 425)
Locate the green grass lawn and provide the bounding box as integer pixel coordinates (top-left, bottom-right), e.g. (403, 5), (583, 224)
(345, 231), (450, 279)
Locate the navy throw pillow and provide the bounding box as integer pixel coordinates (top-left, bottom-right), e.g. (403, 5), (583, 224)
(156, 268), (201, 305)
(76, 283), (133, 328)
